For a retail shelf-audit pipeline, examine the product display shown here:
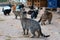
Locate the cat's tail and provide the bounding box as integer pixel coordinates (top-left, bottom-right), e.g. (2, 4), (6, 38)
(39, 28), (50, 37)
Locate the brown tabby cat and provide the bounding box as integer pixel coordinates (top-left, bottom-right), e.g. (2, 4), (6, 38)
(38, 10), (52, 25)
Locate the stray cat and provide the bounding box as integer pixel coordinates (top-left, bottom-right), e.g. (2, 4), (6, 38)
(38, 10), (52, 25)
(20, 8), (50, 38)
(13, 11), (20, 19)
(12, 4), (24, 19)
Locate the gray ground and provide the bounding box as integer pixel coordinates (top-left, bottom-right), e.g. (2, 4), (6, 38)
(0, 7), (60, 40)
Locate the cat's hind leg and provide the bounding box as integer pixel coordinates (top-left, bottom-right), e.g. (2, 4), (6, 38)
(30, 28), (36, 38)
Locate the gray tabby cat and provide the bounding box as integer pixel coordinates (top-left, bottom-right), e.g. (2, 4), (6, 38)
(20, 8), (50, 38)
